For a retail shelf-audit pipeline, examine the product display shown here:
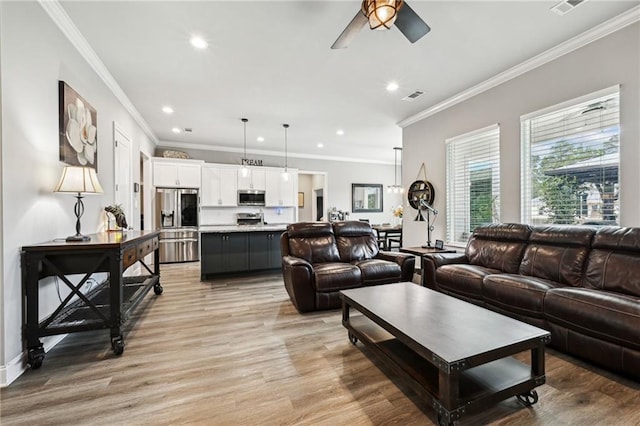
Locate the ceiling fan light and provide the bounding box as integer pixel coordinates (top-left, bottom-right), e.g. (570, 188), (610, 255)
(362, 0), (403, 30)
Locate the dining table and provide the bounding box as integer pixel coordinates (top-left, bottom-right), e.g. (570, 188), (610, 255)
(372, 224), (402, 250)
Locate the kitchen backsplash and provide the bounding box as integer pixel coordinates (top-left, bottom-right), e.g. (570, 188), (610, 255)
(200, 206), (296, 226)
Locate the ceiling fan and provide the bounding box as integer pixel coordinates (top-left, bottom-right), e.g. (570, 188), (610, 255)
(331, 0), (431, 49)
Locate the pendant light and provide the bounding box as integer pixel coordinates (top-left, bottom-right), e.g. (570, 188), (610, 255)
(282, 123), (290, 181)
(240, 118), (250, 178)
(388, 147), (403, 193)
(362, 0), (404, 30)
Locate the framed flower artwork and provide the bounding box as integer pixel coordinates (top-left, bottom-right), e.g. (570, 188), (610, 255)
(59, 81), (98, 169)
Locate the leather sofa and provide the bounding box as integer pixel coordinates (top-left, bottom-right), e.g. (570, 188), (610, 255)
(280, 221), (415, 312)
(422, 223), (640, 379)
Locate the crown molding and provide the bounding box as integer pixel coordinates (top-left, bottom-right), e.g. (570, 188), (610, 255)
(158, 141), (394, 165)
(39, 0), (159, 145)
(397, 5), (640, 128)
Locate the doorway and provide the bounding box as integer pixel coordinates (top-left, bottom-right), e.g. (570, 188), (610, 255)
(298, 171), (327, 222)
(113, 122), (132, 229)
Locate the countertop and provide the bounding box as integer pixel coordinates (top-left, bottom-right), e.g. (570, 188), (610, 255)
(199, 224), (289, 233)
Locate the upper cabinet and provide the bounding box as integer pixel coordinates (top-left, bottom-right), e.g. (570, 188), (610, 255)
(265, 168), (298, 207)
(201, 164), (238, 207)
(152, 158), (203, 188)
(237, 168), (266, 191)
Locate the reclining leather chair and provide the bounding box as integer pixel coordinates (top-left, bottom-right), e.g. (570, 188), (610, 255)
(280, 221), (415, 312)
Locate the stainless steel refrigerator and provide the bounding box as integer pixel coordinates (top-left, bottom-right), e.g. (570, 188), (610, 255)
(155, 188), (199, 263)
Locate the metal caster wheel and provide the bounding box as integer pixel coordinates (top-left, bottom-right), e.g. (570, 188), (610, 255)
(111, 337), (125, 355)
(154, 283), (163, 295)
(437, 413), (459, 426)
(348, 331), (358, 345)
(517, 390), (539, 406)
(28, 347), (45, 369)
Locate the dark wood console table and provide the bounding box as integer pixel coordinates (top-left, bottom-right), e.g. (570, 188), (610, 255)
(21, 230), (162, 368)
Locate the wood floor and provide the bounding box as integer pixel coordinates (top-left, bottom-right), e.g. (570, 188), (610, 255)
(2, 263), (639, 425)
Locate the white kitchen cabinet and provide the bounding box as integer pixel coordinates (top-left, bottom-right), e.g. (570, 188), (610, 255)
(201, 165), (238, 206)
(265, 168), (297, 207)
(237, 168), (266, 191)
(152, 159), (203, 188)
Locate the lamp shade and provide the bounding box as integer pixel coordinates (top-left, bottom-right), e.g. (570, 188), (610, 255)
(54, 166), (104, 194)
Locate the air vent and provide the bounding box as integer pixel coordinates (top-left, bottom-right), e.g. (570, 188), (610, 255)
(402, 90), (425, 101)
(551, 0), (587, 16)
(184, 128), (193, 133)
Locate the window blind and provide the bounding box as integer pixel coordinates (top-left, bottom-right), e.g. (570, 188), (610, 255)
(521, 86), (620, 225)
(446, 124), (500, 245)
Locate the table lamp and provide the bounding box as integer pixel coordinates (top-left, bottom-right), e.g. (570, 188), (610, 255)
(54, 166), (104, 241)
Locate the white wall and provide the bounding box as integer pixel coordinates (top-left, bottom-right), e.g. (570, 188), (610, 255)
(159, 146), (404, 224)
(0, 2), (155, 385)
(402, 23), (640, 248)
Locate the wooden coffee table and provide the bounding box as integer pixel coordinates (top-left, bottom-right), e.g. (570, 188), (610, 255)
(340, 282), (551, 426)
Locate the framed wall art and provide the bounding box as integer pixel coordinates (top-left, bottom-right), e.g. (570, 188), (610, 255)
(298, 192), (304, 208)
(59, 81), (98, 169)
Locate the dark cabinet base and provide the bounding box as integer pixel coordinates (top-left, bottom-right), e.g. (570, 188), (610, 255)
(201, 231), (282, 279)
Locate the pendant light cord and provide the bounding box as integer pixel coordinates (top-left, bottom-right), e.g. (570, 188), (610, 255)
(283, 124), (289, 171)
(241, 118), (248, 161)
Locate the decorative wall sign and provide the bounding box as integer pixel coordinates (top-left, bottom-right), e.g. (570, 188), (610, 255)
(59, 81), (98, 169)
(242, 158), (263, 166)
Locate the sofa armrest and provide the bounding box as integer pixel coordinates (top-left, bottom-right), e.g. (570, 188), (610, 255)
(422, 253), (469, 289)
(375, 251), (416, 282)
(281, 255), (316, 313)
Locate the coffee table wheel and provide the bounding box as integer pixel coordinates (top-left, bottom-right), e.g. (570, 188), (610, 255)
(516, 390), (539, 407)
(111, 336), (125, 355)
(437, 413), (460, 426)
(348, 331), (358, 345)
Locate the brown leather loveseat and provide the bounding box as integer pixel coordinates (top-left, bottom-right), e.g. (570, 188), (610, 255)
(422, 223), (640, 379)
(280, 221), (415, 312)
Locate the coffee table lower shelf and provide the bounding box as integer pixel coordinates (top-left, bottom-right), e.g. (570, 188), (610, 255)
(344, 315), (543, 425)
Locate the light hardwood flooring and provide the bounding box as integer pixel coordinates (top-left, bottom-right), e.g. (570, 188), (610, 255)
(1, 262), (639, 425)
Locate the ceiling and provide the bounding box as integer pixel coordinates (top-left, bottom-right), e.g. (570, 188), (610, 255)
(58, 1), (638, 164)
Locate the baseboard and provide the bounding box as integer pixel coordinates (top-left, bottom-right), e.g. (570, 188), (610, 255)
(0, 334), (67, 387)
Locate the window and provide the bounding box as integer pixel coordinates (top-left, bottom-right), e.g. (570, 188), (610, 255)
(446, 124), (501, 245)
(521, 86), (620, 225)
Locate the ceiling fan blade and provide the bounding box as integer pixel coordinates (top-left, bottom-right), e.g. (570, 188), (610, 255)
(395, 2), (431, 44)
(331, 11), (368, 49)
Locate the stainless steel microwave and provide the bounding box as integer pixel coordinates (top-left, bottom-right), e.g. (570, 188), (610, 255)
(238, 189), (266, 206)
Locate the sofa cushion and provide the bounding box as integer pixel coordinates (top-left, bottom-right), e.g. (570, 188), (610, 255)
(518, 226), (594, 286)
(544, 287), (640, 351)
(313, 263), (362, 292)
(287, 222), (340, 263)
(483, 273), (566, 319)
(436, 264), (500, 300)
(584, 227), (640, 297)
(353, 259), (401, 285)
(333, 221), (379, 262)
(466, 223), (531, 273)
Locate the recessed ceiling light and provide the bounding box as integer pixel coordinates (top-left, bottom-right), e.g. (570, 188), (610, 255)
(386, 81), (399, 92)
(336, 129), (344, 136)
(162, 106), (174, 114)
(257, 136), (264, 142)
(189, 36), (208, 49)
(317, 143), (324, 148)
(171, 127), (181, 134)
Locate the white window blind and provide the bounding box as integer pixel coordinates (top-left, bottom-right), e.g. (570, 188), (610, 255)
(446, 124), (500, 245)
(521, 86), (620, 225)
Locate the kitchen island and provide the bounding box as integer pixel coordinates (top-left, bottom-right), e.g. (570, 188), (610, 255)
(199, 224), (288, 279)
